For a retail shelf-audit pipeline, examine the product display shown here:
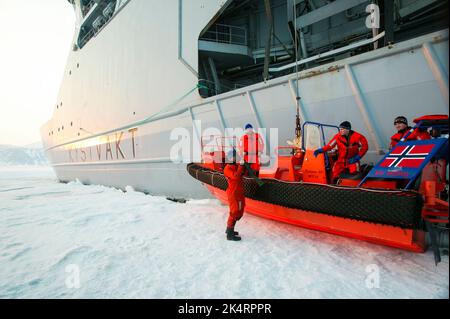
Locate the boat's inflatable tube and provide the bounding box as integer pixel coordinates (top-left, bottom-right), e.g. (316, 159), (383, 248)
(187, 163), (424, 229)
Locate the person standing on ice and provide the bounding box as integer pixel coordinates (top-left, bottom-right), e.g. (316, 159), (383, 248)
(238, 123), (264, 176)
(313, 121), (368, 183)
(389, 116), (431, 149)
(224, 150), (246, 241)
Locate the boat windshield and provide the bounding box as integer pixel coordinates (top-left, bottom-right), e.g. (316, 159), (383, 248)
(302, 122), (339, 151)
(303, 124), (321, 151)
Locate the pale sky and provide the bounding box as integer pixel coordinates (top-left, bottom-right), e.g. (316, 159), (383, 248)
(0, 0), (75, 146)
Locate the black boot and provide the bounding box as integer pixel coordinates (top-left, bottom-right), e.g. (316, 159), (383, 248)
(225, 229), (239, 235)
(226, 227), (241, 241)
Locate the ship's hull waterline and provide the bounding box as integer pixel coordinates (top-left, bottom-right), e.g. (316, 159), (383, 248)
(42, 1), (449, 198)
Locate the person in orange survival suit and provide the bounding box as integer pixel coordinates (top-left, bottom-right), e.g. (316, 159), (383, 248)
(389, 116), (431, 149)
(313, 121), (369, 183)
(224, 150), (246, 241)
(238, 123), (264, 176)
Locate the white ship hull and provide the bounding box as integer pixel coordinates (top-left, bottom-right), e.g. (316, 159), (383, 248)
(42, 0), (449, 198)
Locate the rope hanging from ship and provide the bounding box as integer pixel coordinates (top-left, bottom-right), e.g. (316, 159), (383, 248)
(293, 0), (302, 147)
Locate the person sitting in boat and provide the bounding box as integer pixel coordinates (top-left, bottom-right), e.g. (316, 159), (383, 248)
(313, 121), (368, 183)
(389, 116), (431, 149)
(224, 150), (246, 241)
(238, 123), (264, 176)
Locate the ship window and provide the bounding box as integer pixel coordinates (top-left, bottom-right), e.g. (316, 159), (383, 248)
(71, 121), (73, 126)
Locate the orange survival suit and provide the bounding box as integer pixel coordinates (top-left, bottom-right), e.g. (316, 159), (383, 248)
(238, 131), (264, 174)
(390, 127), (431, 149)
(322, 130), (369, 180)
(224, 164), (245, 228)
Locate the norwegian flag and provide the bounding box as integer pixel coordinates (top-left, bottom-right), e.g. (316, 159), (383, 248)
(361, 138), (447, 186)
(380, 144), (435, 168)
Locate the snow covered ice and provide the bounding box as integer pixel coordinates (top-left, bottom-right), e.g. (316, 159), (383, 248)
(0, 166), (448, 299)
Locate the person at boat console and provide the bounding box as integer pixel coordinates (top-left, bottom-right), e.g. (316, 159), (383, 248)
(224, 150), (246, 241)
(314, 121), (369, 183)
(389, 116), (431, 149)
(238, 123), (264, 176)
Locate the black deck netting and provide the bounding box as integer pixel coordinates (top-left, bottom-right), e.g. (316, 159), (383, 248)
(187, 163), (423, 229)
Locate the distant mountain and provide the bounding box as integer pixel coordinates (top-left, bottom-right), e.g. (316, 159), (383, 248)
(24, 141), (44, 149)
(0, 144), (48, 166)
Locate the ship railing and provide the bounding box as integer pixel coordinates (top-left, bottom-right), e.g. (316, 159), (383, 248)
(79, 27), (96, 48)
(269, 31), (386, 73)
(200, 24), (247, 46)
(103, 1), (116, 18)
(78, 4), (116, 49)
(82, 0), (96, 16)
(200, 134), (237, 163)
(198, 79), (247, 98)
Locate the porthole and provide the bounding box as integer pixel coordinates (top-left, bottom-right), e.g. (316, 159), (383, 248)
(77, 63), (79, 68)
(70, 121), (73, 126)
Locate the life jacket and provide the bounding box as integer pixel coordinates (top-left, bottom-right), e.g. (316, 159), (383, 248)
(390, 127), (431, 149)
(323, 130), (369, 164)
